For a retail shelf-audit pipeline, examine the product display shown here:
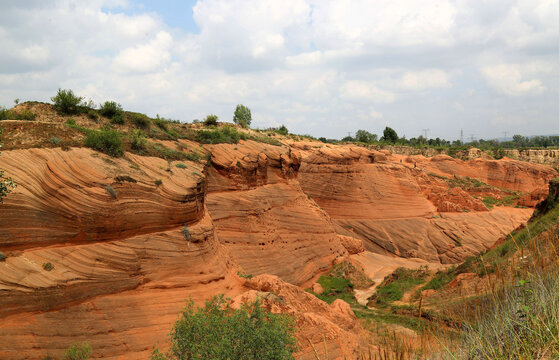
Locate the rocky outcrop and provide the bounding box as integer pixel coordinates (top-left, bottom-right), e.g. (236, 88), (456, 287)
(234, 275), (363, 360)
(506, 149), (559, 168)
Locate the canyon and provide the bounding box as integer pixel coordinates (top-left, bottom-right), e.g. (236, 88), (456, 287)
(0, 108), (557, 359)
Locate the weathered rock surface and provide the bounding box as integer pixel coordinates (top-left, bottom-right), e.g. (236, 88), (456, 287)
(0, 138), (556, 359)
(234, 275), (363, 360)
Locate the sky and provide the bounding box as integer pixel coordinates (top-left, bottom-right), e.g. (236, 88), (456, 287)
(0, 0), (558, 140)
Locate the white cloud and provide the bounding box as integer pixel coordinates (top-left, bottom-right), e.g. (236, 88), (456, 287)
(339, 81), (396, 103)
(0, 0), (559, 139)
(112, 31), (173, 74)
(482, 64), (545, 96)
(399, 69), (451, 91)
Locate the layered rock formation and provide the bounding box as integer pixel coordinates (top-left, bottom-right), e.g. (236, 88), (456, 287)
(0, 137), (556, 359)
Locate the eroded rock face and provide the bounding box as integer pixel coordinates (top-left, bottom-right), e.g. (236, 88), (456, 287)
(0, 139), (556, 359)
(234, 275), (363, 360)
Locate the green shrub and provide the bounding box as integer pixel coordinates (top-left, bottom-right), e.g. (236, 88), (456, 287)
(154, 179), (162, 186)
(154, 115), (169, 131)
(51, 89), (84, 114)
(0, 252), (6, 262)
(204, 114), (219, 126)
(0, 107), (37, 120)
(0, 106), (9, 120)
(99, 101), (123, 118)
(49, 137), (61, 144)
(110, 112), (125, 125)
(131, 113), (150, 129)
(84, 128), (124, 157)
(233, 104), (252, 128)
(196, 125), (245, 144)
(64, 342), (92, 360)
(176, 163), (187, 169)
(151, 295), (297, 360)
(66, 118), (76, 127)
(276, 125), (288, 135)
(87, 110), (98, 120)
(185, 152), (202, 162)
(129, 129), (147, 151)
(42, 262), (54, 271)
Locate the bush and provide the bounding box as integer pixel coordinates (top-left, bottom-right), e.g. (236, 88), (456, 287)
(42, 262), (54, 271)
(110, 112), (125, 125)
(129, 129), (147, 151)
(87, 110), (98, 120)
(154, 115), (169, 131)
(64, 342), (92, 360)
(0, 252), (6, 262)
(233, 104), (252, 128)
(0, 106), (37, 120)
(276, 125), (288, 135)
(51, 89), (84, 114)
(151, 295), (297, 360)
(176, 163), (187, 169)
(84, 127), (124, 157)
(204, 114), (218, 126)
(0, 106), (9, 120)
(104, 185), (117, 199)
(196, 125), (244, 144)
(99, 101), (123, 118)
(154, 179), (162, 186)
(131, 113), (150, 129)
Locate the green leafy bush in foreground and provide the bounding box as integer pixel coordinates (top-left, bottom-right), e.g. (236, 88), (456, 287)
(152, 295), (297, 360)
(84, 127), (124, 157)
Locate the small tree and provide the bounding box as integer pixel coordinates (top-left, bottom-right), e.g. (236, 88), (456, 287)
(233, 104), (252, 128)
(51, 89), (84, 114)
(382, 126), (398, 143)
(152, 295), (297, 360)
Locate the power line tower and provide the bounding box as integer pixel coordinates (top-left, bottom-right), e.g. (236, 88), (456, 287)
(503, 131), (509, 141)
(460, 129), (464, 143)
(422, 128), (429, 138)
(469, 134), (476, 143)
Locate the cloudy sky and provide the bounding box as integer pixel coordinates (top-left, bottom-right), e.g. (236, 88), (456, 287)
(1, 0), (558, 140)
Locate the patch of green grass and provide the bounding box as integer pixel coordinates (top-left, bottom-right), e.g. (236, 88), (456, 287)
(175, 163), (187, 169)
(42, 262), (54, 271)
(370, 267), (428, 306)
(420, 269), (455, 292)
(0, 252), (6, 262)
(237, 271), (253, 279)
(196, 125), (244, 144)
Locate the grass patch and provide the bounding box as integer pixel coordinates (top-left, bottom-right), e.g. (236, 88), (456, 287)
(370, 267), (428, 307)
(42, 262), (54, 271)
